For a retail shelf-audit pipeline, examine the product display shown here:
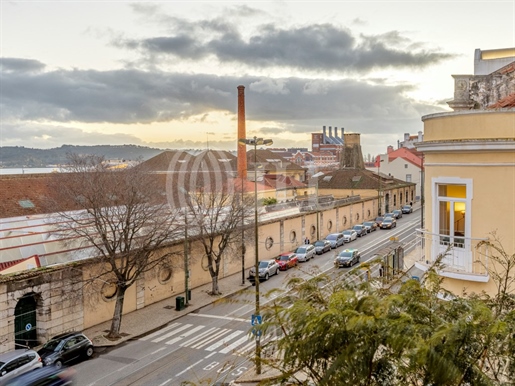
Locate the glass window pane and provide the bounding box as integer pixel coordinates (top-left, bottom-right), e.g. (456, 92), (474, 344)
(439, 201), (450, 236)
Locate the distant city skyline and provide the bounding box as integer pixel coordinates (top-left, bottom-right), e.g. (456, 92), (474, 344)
(1, 1), (514, 156)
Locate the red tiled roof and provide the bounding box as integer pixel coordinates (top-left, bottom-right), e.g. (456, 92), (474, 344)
(488, 93), (515, 109)
(0, 255), (40, 272)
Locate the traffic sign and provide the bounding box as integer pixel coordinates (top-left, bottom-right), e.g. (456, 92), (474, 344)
(251, 314), (262, 326)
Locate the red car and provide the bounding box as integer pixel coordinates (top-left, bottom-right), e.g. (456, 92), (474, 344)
(275, 252), (299, 270)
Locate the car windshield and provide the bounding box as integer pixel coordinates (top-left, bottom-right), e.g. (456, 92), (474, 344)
(383, 218), (392, 223)
(343, 231), (352, 235)
(363, 222), (373, 226)
(376, 217), (383, 221)
(42, 339), (62, 351)
(326, 235), (337, 240)
(258, 261), (270, 268)
(338, 251), (353, 258)
(353, 226), (362, 229)
(278, 255), (290, 261)
(403, 205), (411, 209)
(314, 241), (325, 246)
(295, 247), (306, 253)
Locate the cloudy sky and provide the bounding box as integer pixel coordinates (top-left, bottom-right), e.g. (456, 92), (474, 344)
(1, 1), (514, 157)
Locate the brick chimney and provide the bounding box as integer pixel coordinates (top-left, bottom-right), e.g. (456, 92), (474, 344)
(237, 85), (247, 179)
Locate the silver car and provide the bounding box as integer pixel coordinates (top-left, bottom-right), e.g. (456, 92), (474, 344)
(0, 349), (43, 385)
(249, 259), (280, 281)
(294, 244), (316, 262)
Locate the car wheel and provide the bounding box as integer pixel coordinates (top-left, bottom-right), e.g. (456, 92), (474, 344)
(85, 346), (94, 358)
(54, 360), (63, 369)
(265, 273), (269, 281)
(276, 268), (279, 275)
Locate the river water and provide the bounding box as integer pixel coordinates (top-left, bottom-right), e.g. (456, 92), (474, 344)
(0, 168), (60, 175)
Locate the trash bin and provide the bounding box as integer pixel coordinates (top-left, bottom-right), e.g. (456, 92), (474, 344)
(176, 296), (185, 311)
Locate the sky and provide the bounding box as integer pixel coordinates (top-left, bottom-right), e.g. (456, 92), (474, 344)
(1, 1), (514, 157)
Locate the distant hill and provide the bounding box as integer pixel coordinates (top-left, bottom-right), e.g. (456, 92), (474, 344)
(0, 145), (167, 167)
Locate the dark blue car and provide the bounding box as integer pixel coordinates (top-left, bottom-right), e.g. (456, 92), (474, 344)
(6, 365), (75, 386)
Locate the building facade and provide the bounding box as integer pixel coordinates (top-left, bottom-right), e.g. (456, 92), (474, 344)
(415, 48), (515, 296)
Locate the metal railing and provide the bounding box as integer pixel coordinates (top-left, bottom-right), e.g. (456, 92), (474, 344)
(415, 229), (490, 276)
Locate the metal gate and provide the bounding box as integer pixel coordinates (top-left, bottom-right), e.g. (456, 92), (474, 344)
(14, 293), (38, 348)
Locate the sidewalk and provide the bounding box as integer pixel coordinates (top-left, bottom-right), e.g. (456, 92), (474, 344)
(83, 272), (253, 349)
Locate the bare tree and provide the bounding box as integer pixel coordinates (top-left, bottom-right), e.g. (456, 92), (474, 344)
(51, 154), (183, 339)
(181, 174), (254, 295)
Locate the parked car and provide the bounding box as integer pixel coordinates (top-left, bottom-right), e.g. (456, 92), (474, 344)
(352, 224), (367, 237)
(294, 244), (316, 262)
(375, 216), (385, 227)
(325, 233), (345, 248)
(392, 209), (403, 219)
(275, 252), (299, 270)
(402, 205), (413, 214)
(249, 259), (280, 281)
(0, 349), (42, 385)
(37, 332), (94, 369)
(384, 212), (395, 219)
(313, 240), (332, 255)
(6, 365), (75, 386)
(381, 217), (397, 229)
(341, 229), (357, 243)
(334, 249), (361, 268)
(362, 221), (378, 233)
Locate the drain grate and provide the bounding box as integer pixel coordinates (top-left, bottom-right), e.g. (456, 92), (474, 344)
(164, 305), (174, 309)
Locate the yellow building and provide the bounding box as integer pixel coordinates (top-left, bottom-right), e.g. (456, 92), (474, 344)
(416, 48), (515, 295)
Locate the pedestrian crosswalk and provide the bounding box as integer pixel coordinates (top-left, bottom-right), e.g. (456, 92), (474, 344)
(139, 321), (272, 356)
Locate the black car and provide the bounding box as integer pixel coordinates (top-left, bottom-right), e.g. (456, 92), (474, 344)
(362, 221), (378, 232)
(402, 205), (413, 214)
(313, 240), (332, 254)
(334, 249), (361, 268)
(393, 209), (403, 219)
(352, 224), (367, 237)
(37, 332), (94, 369)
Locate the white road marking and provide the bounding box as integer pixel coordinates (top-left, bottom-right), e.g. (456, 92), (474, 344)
(219, 335), (251, 354)
(151, 324), (193, 343)
(176, 359), (204, 377)
(140, 322), (181, 341)
(205, 330), (244, 351)
(189, 313), (246, 322)
(165, 325), (204, 345)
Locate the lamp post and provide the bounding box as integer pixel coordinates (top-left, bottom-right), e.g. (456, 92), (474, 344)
(179, 187), (191, 307)
(238, 136), (273, 375)
(240, 173), (246, 286)
(312, 172), (325, 240)
(377, 158), (384, 216)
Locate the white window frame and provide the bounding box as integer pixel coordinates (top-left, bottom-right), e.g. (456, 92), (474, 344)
(431, 177), (473, 270)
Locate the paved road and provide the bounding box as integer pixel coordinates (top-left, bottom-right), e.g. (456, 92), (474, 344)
(73, 211), (421, 386)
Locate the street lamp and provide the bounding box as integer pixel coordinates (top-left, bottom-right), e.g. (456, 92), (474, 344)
(377, 158), (384, 216)
(238, 136), (273, 375)
(179, 187), (191, 307)
(312, 172), (325, 240)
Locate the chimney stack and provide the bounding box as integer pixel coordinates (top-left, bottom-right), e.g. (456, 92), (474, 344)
(237, 85), (247, 179)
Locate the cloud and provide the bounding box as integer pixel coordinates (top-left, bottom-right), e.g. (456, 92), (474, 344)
(1, 58), (46, 73)
(115, 16), (455, 73)
(249, 79), (290, 95)
(1, 63), (425, 126)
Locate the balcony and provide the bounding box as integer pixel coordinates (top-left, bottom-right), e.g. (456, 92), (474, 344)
(412, 229), (490, 282)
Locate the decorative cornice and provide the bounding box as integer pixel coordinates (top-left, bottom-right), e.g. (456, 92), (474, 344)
(417, 139), (515, 153)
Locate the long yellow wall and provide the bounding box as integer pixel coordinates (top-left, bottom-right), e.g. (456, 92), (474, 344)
(81, 197), (378, 328)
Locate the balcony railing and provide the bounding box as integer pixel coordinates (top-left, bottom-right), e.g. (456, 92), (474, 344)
(414, 229), (490, 281)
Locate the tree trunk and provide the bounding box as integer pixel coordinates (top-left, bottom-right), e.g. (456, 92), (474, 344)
(211, 275), (219, 295)
(107, 286), (126, 339)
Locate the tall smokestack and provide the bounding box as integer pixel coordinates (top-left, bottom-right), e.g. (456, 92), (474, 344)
(237, 85), (247, 179)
